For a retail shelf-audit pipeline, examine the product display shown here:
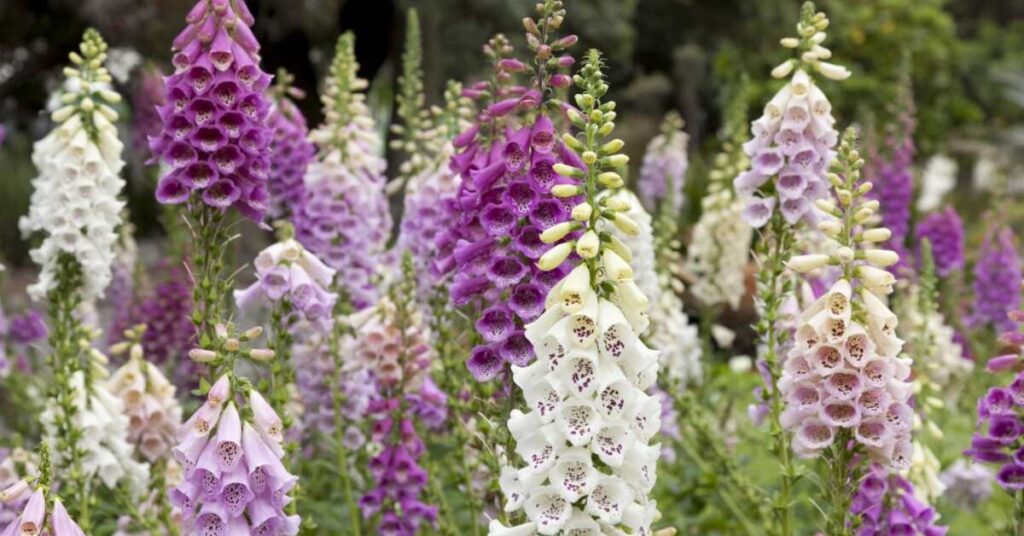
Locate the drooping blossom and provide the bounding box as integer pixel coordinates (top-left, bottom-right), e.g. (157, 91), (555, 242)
(968, 226), (1021, 332)
(41, 370), (150, 494)
(171, 375), (299, 534)
(494, 49), (662, 536)
(612, 190), (701, 385)
(234, 237), (337, 332)
(915, 207), (965, 277)
(294, 33), (391, 310)
(266, 74), (315, 221)
(434, 28), (580, 381)
(19, 29), (126, 302)
(686, 120), (753, 310)
(150, 0), (273, 222)
(0, 448), (36, 527)
(396, 81), (475, 299)
(637, 111), (688, 213)
(733, 18), (847, 227)
(131, 64), (166, 160)
(940, 460), (993, 509)
(850, 463), (948, 535)
(106, 335), (184, 462)
(0, 488), (88, 536)
(780, 130), (915, 470)
(354, 272), (444, 534)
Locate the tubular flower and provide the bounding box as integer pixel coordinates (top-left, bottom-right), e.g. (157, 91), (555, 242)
(779, 130), (915, 469)
(434, 21), (581, 381)
(968, 226), (1021, 332)
(1, 488), (87, 536)
(136, 263), (196, 369)
(171, 375), (300, 534)
(355, 265), (444, 534)
(686, 100), (753, 310)
(234, 237), (338, 331)
(106, 330), (184, 462)
(150, 0), (274, 221)
(850, 463), (948, 536)
(0, 448), (37, 527)
(265, 72), (315, 221)
(41, 370), (150, 495)
(498, 49), (662, 535)
(612, 190), (701, 385)
(131, 64), (166, 161)
(19, 29), (126, 302)
(939, 460), (993, 509)
(396, 81), (476, 299)
(637, 111), (688, 214)
(865, 97), (915, 270)
(294, 33), (391, 310)
(733, 13), (846, 228)
(914, 207), (964, 277)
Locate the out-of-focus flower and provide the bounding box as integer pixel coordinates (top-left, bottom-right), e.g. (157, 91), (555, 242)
(918, 154), (957, 212)
(637, 111), (688, 213)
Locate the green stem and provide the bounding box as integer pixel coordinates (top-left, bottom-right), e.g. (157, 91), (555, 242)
(187, 202), (231, 379)
(823, 430), (855, 536)
(1013, 491), (1024, 536)
(674, 431), (760, 535)
(328, 322), (361, 536)
(758, 212), (797, 536)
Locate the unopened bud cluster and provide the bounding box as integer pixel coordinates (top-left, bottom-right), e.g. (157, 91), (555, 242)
(772, 2), (850, 82)
(188, 322), (273, 367)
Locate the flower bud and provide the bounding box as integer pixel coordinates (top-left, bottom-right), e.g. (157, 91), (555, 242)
(243, 326), (264, 340)
(582, 151), (598, 164)
(0, 480), (28, 503)
(606, 234), (634, 263)
(249, 349), (275, 362)
(780, 37), (799, 48)
(616, 279), (649, 311)
(786, 254), (830, 273)
(604, 154), (629, 168)
(552, 163), (582, 177)
(817, 220), (842, 237)
(109, 342), (130, 355)
(834, 246), (854, 264)
(817, 61), (851, 80)
(597, 122), (615, 136)
(602, 249), (633, 282)
(771, 60), (795, 78)
(129, 343), (143, 361)
(857, 265), (896, 295)
(551, 184), (579, 198)
(562, 133), (584, 151)
(598, 172), (623, 189)
(863, 249), (899, 267)
(52, 105), (76, 123)
(571, 203), (593, 222)
(610, 213), (639, 236)
(189, 348), (218, 363)
(538, 242), (573, 271)
(600, 139), (624, 154)
(859, 228), (892, 243)
(224, 338), (240, 352)
(540, 221), (575, 244)
(576, 230), (600, 259)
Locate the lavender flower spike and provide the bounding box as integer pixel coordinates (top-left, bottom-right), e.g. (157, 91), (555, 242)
(638, 111), (688, 213)
(915, 207), (965, 277)
(969, 225), (1021, 332)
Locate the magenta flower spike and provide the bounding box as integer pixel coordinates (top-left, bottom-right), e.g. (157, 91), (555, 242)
(915, 206), (965, 277)
(433, 27), (582, 381)
(969, 226), (1021, 332)
(851, 464), (947, 535)
(151, 0), (273, 222)
(266, 72), (315, 221)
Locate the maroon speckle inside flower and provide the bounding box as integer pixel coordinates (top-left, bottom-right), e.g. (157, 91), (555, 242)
(212, 80), (241, 109)
(217, 111), (245, 138)
(530, 199), (566, 229)
(187, 98), (217, 126)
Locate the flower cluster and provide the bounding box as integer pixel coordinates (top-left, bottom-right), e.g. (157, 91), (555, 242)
(614, 190), (701, 385)
(914, 207), (964, 277)
(41, 369), (150, 494)
(294, 33), (390, 310)
(151, 0), (273, 221)
(355, 266), (443, 535)
(7, 310), (47, 346)
(19, 29), (126, 302)
(897, 269), (971, 392)
(968, 226), (1021, 332)
(494, 49), (662, 535)
(396, 80), (475, 298)
(940, 460), (993, 509)
(131, 64), (166, 160)
(0, 448), (36, 527)
(637, 111), (688, 214)
(781, 130), (915, 469)
(435, 11), (581, 381)
(733, 4), (847, 227)
(171, 375), (299, 534)
(266, 71), (315, 221)
(106, 328), (183, 462)
(865, 96), (915, 271)
(850, 463), (948, 536)
(234, 237), (338, 331)
(0, 486), (87, 536)
(136, 263), (196, 368)
(686, 98), (753, 310)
